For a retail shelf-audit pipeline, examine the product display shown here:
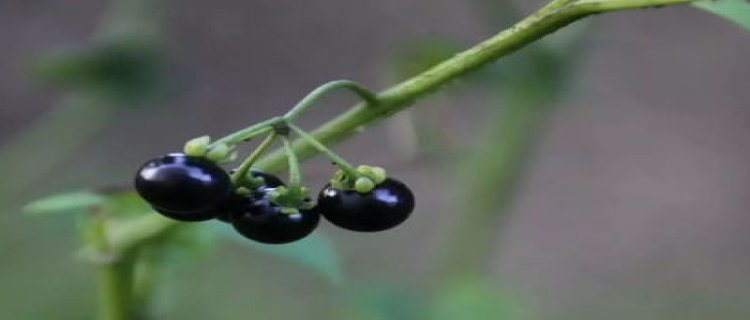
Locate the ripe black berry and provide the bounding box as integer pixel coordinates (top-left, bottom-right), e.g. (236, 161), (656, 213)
(228, 192), (320, 244)
(318, 177), (414, 232)
(247, 169), (285, 191)
(216, 169), (286, 223)
(135, 153), (231, 221)
(151, 207), (219, 222)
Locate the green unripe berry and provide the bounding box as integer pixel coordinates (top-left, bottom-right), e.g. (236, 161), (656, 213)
(355, 177), (375, 193)
(206, 143), (231, 162)
(183, 135), (211, 156)
(371, 166), (387, 184)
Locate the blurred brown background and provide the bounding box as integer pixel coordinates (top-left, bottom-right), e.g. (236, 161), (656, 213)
(1, 0), (749, 319)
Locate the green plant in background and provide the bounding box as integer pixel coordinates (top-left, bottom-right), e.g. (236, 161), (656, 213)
(15, 0), (750, 319)
(0, 0), (167, 208)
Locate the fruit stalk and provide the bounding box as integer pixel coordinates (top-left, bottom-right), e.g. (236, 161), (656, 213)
(213, 116), (284, 146)
(283, 80), (378, 121)
(232, 132), (279, 186)
(98, 256), (135, 320)
(286, 123), (360, 180)
(281, 136), (302, 189)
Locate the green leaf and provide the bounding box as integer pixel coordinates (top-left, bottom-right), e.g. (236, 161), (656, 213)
(31, 38), (169, 104)
(213, 223), (344, 285)
(430, 278), (525, 320)
(99, 190), (152, 217)
(23, 188), (152, 218)
(693, 0), (750, 32)
(23, 191), (105, 215)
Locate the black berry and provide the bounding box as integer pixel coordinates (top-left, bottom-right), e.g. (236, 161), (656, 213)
(151, 206), (219, 222)
(228, 192), (320, 244)
(134, 153), (231, 221)
(216, 169), (286, 223)
(318, 177), (414, 232)
(247, 169), (285, 191)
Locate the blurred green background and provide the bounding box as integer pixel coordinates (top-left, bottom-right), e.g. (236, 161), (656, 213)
(1, 0), (750, 319)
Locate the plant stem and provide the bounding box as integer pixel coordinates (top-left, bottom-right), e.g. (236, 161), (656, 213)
(98, 255), (135, 320)
(284, 80), (378, 121)
(231, 132), (279, 186)
(86, 215), (179, 320)
(286, 123), (360, 180)
(212, 117), (284, 146)
(253, 0), (695, 173)
(90, 216), (134, 320)
(281, 136), (303, 189)
(575, 0), (694, 11)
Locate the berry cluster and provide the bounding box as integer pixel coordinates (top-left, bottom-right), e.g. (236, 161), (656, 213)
(135, 153), (414, 244)
(134, 80), (414, 244)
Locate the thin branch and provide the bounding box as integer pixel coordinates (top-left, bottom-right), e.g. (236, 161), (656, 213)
(253, 0), (696, 173)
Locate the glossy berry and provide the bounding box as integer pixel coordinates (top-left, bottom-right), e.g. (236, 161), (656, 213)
(247, 169), (285, 191)
(318, 177), (414, 232)
(228, 192), (320, 244)
(135, 153), (231, 221)
(151, 206), (219, 222)
(216, 169), (286, 223)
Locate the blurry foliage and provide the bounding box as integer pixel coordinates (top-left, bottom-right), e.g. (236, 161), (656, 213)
(386, 0), (588, 282)
(430, 278), (524, 320)
(336, 284), (428, 320)
(213, 222), (344, 286)
(24, 190), (107, 216)
(693, 0), (750, 31)
(25, 187), (344, 281)
(33, 39), (170, 104)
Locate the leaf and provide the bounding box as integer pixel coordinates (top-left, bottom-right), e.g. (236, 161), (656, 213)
(23, 191), (105, 215)
(99, 190), (152, 217)
(430, 277), (525, 320)
(31, 38), (169, 104)
(693, 0), (750, 32)
(337, 284), (428, 320)
(24, 188), (152, 218)
(212, 222), (344, 285)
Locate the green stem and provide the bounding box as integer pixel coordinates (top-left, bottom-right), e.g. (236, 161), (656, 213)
(283, 80), (377, 121)
(90, 217), (134, 320)
(285, 123), (360, 180)
(253, 0), (695, 173)
(98, 255), (135, 320)
(231, 132), (279, 186)
(282, 136), (302, 189)
(89, 215), (178, 320)
(575, 0), (693, 11)
(212, 117), (284, 146)
(132, 246), (163, 318)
